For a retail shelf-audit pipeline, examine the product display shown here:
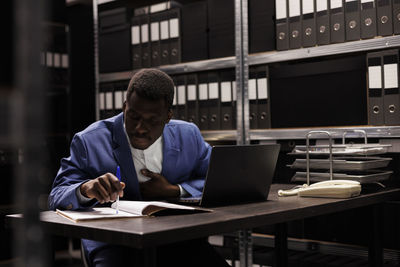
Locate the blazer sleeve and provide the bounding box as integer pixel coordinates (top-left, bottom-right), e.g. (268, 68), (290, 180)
(48, 134), (97, 210)
(179, 125), (212, 197)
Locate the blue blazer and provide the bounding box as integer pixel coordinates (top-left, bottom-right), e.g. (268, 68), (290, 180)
(48, 113), (211, 258)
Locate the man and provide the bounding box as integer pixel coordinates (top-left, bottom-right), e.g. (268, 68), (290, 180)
(49, 69), (229, 267)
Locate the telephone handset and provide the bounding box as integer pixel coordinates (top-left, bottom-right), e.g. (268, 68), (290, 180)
(278, 180), (362, 198)
(298, 180), (361, 198)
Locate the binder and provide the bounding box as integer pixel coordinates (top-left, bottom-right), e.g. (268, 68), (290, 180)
(367, 52), (384, 125)
(393, 0), (400, 34)
(175, 75), (187, 121)
(168, 8), (181, 64)
(181, 1), (208, 62)
(186, 74), (198, 125)
(131, 16), (142, 69)
(330, 0), (345, 43)
(198, 73), (209, 130)
(376, 0), (393, 36)
(208, 72), (220, 130)
(345, 0), (361, 41)
(316, 0), (331, 45)
(360, 0), (377, 39)
(302, 0), (317, 47)
(99, 82), (114, 119)
(99, 7), (131, 73)
(382, 50), (400, 125)
(150, 13), (161, 67)
(114, 83), (124, 114)
(219, 69), (235, 130)
(208, 0), (235, 58)
(249, 0), (276, 53)
(159, 12), (170, 66)
(249, 68), (258, 129)
(289, 0), (303, 49)
(256, 66), (271, 129)
(276, 0), (290, 50)
(171, 76), (178, 120)
(140, 14), (151, 68)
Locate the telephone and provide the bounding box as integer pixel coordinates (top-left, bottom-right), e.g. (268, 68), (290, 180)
(278, 180), (361, 198)
(298, 180), (361, 198)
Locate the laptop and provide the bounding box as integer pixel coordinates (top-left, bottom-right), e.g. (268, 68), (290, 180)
(176, 144), (280, 207)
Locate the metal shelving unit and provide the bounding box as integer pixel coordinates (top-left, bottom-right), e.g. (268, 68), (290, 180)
(93, 1), (400, 143)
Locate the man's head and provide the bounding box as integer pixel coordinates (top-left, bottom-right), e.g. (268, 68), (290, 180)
(123, 68), (174, 150)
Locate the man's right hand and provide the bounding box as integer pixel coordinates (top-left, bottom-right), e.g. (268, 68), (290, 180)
(80, 173), (125, 204)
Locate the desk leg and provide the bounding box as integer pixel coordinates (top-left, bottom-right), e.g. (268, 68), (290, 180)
(275, 223), (288, 267)
(239, 229), (253, 267)
(368, 204), (383, 267)
(143, 247), (157, 267)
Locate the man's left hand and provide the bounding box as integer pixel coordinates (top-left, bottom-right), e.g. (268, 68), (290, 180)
(139, 169), (180, 200)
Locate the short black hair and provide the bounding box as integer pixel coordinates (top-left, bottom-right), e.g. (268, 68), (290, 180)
(126, 68), (175, 110)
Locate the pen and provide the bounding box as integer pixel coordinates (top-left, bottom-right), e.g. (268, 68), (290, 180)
(116, 166), (121, 214)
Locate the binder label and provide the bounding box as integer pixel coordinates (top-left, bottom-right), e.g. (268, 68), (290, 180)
(131, 25), (140, 45)
(99, 92), (105, 110)
(384, 64), (399, 89)
(61, 54), (69, 68)
(187, 84), (197, 101)
(141, 24), (149, 43)
(368, 66), (382, 88)
(249, 79), (257, 100)
(169, 18), (179, 38)
(209, 83), (219, 99)
(106, 92), (113, 110)
(257, 78), (268, 99)
(160, 20), (169, 40)
(177, 85), (186, 105)
(53, 53), (61, 68)
(289, 0), (301, 17)
(151, 22), (160, 41)
(115, 91), (123, 109)
(303, 0), (315, 14)
(276, 0), (288, 19)
(199, 84), (208, 100)
(221, 82), (232, 102)
(317, 0), (328, 11)
(331, 0), (343, 8)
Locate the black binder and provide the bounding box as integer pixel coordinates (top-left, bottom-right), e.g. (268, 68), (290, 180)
(99, 7), (131, 73)
(276, 0), (290, 50)
(393, 0), (400, 34)
(175, 75), (186, 121)
(181, 1), (208, 62)
(249, 0), (276, 53)
(140, 14), (151, 68)
(131, 16), (142, 69)
(367, 52), (384, 125)
(208, 72), (220, 130)
(382, 50), (400, 125)
(167, 8), (181, 64)
(186, 74), (199, 125)
(150, 13), (161, 67)
(158, 12), (170, 66)
(376, 0), (393, 36)
(345, 0), (361, 41)
(198, 73), (209, 130)
(316, 0), (331, 45)
(302, 0), (317, 47)
(219, 69), (235, 130)
(360, 0), (378, 39)
(289, 0), (302, 49)
(330, 0), (345, 43)
(256, 66), (271, 129)
(249, 68), (258, 129)
(208, 0), (235, 58)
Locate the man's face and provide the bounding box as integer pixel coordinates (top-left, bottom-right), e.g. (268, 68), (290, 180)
(123, 91), (172, 150)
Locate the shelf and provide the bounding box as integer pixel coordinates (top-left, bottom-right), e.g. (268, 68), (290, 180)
(99, 56), (236, 83)
(249, 35), (400, 66)
(249, 126), (400, 140)
(200, 130), (237, 141)
(99, 36), (400, 83)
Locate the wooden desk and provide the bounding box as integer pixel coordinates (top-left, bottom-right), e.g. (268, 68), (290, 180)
(6, 184), (400, 266)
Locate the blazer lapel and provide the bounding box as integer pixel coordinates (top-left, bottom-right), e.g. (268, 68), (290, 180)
(112, 113), (142, 200)
(161, 125), (180, 181)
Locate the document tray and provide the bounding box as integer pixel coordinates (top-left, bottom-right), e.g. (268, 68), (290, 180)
(289, 157), (392, 171)
(291, 170), (393, 184)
